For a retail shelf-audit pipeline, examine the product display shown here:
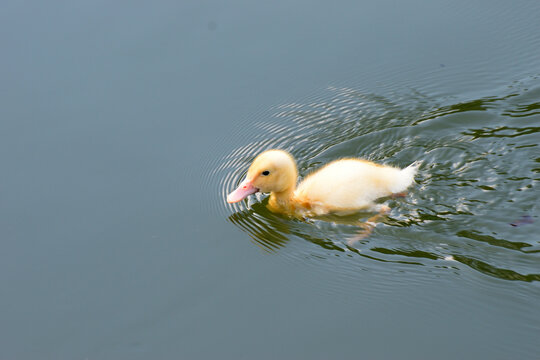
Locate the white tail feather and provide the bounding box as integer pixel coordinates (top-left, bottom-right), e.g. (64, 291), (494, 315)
(389, 160), (422, 193)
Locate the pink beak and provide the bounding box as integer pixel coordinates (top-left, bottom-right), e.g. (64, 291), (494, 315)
(227, 178), (259, 203)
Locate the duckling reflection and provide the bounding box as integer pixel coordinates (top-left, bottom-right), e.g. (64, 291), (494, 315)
(228, 200), (290, 251)
(228, 197), (394, 251)
(228, 198), (351, 252)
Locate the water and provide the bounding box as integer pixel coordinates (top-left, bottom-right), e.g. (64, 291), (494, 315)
(1, 0), (539, 359)
(218, 79), (540, 282)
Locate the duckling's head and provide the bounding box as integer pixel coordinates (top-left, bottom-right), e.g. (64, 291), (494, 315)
(227, 149), (298, 203)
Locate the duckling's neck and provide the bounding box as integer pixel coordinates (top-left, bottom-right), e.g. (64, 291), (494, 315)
(268, 188), (296, 214)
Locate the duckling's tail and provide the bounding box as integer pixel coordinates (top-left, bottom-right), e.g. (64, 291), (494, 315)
(406, 160), (423, 174)
(389, 160), (422, 194)
(400, 160), (422, 187)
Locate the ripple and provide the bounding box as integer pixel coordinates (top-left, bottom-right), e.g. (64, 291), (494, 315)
(211, 75), (540, 282)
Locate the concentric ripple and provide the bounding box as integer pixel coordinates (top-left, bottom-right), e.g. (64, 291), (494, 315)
(213, 75), (540, 282)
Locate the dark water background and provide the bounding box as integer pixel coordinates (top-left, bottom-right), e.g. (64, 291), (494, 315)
(1, 0), (539, 359)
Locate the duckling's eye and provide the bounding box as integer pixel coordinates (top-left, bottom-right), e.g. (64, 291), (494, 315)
(262, 170), (270, 176)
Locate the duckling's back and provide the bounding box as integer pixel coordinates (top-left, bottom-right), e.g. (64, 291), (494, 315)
(294, 159), (418, 214)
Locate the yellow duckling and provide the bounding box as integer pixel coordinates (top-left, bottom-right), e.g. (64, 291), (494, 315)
(227, 149), (419, 218)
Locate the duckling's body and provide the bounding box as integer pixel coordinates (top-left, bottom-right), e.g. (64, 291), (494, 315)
(227, 149), (419, 217)
(293, 159), (417, 216)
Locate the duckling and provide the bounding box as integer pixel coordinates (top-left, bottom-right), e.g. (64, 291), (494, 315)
(227, 149), (419, 218)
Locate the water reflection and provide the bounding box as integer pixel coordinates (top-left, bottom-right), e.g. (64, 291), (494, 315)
(463, 126), (540, 139)
(220, 77), (540, 282)
(453, 255), (540, 282)
(229, 201), (290, 251)
(456, 230), (532, 252)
